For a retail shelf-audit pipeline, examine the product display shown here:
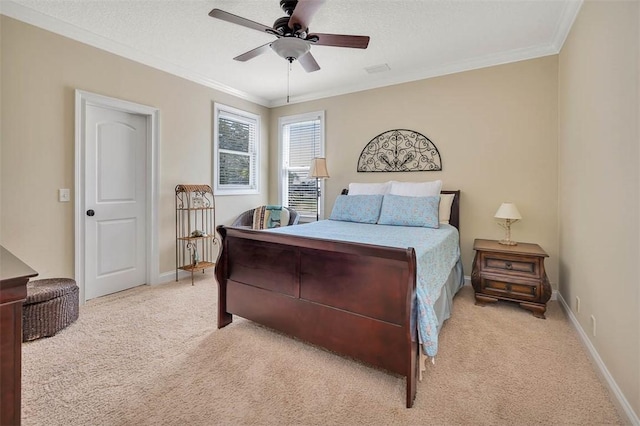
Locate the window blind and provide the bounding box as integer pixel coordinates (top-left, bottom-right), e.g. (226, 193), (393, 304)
(283, 118), (321, 218)
(215, 105), (259, 194)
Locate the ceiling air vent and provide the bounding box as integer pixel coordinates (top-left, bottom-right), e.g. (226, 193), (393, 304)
(365, 63), (391, 74)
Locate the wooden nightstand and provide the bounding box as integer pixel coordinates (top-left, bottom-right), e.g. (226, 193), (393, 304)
(471, 239), (551, 318)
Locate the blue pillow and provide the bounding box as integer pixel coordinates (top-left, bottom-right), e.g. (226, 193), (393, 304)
(377, 194), (440, 228)
(329, 195), (383, 224)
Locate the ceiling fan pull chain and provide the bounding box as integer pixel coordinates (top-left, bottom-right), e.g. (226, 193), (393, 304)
(287, 60), (292, 103)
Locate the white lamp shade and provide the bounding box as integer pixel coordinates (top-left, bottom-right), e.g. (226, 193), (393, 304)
(309, 157), (330, 179)
(494, 203), (522, 220)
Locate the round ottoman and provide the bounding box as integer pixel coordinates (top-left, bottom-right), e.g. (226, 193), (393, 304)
(22, 278), (79, 342)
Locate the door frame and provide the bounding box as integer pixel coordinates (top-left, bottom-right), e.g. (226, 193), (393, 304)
(74, 90), (160, 303)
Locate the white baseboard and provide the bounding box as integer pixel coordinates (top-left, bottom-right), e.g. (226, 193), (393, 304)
(466, 275), (637, 423)
(557, 293), (640, 426)
(157, 269), (191, 284)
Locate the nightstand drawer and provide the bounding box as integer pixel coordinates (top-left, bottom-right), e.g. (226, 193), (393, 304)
(482, 253), (539, 278)
(481, 278), (538, 301)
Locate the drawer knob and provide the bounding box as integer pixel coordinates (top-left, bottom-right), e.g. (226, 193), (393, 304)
(505, 262), (512, 270)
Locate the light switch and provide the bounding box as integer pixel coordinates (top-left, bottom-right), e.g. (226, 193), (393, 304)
(59, 188), (70, 202)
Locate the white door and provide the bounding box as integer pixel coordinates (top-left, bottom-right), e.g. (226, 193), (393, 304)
(84, 105), (147, 300)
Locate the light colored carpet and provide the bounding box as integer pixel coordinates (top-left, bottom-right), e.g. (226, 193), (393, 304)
(22, 274), (625, 425)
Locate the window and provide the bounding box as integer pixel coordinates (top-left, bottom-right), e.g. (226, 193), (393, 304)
(213, 103), (260, 195)
(279, 111), (325, 221)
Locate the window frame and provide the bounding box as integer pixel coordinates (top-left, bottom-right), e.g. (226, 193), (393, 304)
(278, 110), (326, 222)
(213, 103), (260, 196)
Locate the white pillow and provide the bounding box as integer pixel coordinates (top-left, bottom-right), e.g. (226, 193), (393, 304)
(439, 193), (455, 224)
(348, 181), (391, 195)
(389, 180), (442, 197)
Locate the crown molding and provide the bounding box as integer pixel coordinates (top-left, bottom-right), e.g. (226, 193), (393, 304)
(2, 0), (583, 109)
(270, 43), (558, 107)
(550, 0), (583, 52)
(0, 0), (271, 107)
(270, 1), (584, 107)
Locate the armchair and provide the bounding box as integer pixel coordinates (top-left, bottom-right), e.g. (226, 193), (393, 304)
(231, 206), (300, 229)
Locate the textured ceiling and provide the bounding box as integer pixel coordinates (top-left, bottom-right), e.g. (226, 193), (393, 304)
(1, 0), (582, 107)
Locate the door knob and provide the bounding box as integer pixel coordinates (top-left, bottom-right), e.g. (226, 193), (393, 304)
(86, 209), (95, 217)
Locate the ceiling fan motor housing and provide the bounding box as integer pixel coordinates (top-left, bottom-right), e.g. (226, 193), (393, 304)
(274, 16), (294, 36)
(280, 0), (298, 16)
(277, 0), (307, 36)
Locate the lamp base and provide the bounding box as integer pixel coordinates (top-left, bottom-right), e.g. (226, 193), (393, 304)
(499, 239), (518, 246)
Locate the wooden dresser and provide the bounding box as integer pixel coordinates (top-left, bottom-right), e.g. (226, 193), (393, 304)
(471, 239), (551, 318)
(0, 246), (38, 425)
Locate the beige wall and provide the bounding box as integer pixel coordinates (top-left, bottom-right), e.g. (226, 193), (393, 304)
(0, 16), (270, 279)
(270, 57), (559, 283)
(558, 0), (639, 418)
(3, 4), (638, 421)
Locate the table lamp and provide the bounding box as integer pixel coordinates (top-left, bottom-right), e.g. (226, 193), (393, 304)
(495, 202), (522, 246)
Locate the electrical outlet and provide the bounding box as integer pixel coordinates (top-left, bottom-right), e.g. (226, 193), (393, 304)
(58, 188), (70, 202)
(575, 296), (581, 313)
(590, 315), (596, 337)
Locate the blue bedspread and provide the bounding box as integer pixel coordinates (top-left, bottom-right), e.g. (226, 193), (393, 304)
(267, 220), (461, 357)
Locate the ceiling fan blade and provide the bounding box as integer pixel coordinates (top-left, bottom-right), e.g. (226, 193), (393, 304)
(298, 52), (321, 73)
(233, 43), (272, 62)
(288, 0), (325, 32)
(308, 33), (370, 49)
(209, 9), (273, 34)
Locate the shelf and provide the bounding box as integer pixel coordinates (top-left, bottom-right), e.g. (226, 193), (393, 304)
(176, 184), (216, 285)
(179, 261), (215, 272)
(177, 235), (216, 241)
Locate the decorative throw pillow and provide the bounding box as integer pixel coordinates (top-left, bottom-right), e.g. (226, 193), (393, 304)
(439, 193), (455, 224)
(252, 205), (290, 229)
(347, 181), (391, 195)
(329, 194), (383, 223)
(377, 195), (440, 228)
(389, 180), (442, 197)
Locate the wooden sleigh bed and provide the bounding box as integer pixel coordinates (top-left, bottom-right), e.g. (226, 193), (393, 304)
(214, 190), (460, 408)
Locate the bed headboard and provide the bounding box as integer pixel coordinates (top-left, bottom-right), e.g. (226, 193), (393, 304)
(441, 190), (460, 231)
(339, 189), (461, 231)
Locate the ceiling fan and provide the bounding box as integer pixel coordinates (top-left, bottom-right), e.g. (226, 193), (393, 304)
(209, 0), (370, 72)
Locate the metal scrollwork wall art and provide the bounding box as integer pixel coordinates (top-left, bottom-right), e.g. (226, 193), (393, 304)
(357, 129), (442, 172)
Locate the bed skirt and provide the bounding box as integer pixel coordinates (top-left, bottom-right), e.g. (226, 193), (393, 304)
(419, 258), (464, 378)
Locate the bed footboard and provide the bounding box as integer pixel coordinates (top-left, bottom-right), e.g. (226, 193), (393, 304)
(215, 225), (419, 408)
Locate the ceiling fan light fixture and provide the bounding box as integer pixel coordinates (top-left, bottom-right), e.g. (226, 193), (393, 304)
(271, 37), (310, 61)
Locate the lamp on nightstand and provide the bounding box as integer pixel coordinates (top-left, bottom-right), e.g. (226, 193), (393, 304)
(495, 203), (522, 246)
